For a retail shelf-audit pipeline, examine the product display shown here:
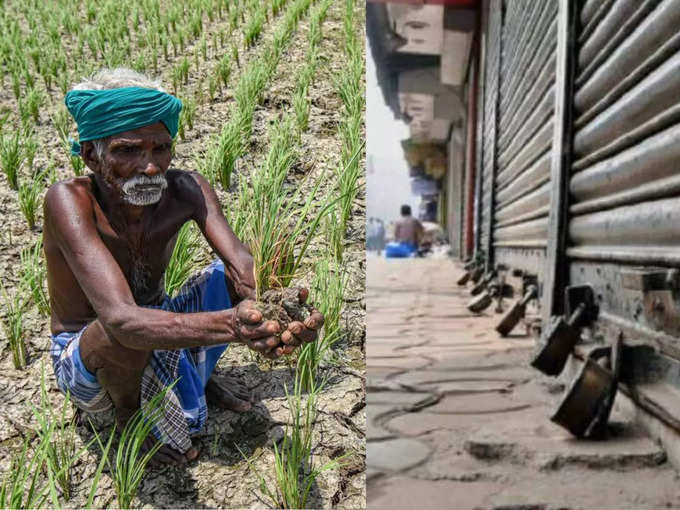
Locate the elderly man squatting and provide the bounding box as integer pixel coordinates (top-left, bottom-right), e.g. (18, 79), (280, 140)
(44, 69), (323, 464)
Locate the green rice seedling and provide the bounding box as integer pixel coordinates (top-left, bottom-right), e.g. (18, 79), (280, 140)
(293, 85), (310, 133)
(335, 132), (363, 257)
(178, 96), (196, 140)
(164, 222), (202, 296)
(70, 154), (85, 176)
(1, 285), (28, 369)
(232, 44), (239, 67)
(243, 8), (265, 48)
(216, 54), (231, 88)
(32, 368), (79, 502)
(45, 157), (58, 185)
(0, 132), (22, 190)
(23, 133), (38, 172)
(52, 108), (71, 144)
(244, 375), (345, 509)
(99, 383), (175, 509)
(208, 76), (217, 101)
(297, 259), (347, 390)
(244, 120), (337, 297)
(87, 422), (115, 507)
(18, 170), (44, 230)
(0, 435), (52, 508)
(20, 239), (50, 316)
(208, 112), (244, 190)
(21, 86), (44, 124)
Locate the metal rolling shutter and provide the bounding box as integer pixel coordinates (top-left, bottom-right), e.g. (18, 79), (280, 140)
(568, 0), (680, 334)
(479, 1), (501, 259)
(492, 0), (558, 275)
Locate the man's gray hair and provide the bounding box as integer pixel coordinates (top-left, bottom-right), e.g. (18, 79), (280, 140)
(71, 68), (165, 159)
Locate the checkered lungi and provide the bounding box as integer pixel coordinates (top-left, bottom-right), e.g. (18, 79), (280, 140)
(50, 259), (231, 454)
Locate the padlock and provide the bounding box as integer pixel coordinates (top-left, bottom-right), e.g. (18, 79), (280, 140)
(467, 290), (492, 313)
(496, 285), (537, 336)
(457, 271), (471, 286)
(530, 302), (586, 376)
(470, 266), (484, 284)
(470, 270), (496, 296)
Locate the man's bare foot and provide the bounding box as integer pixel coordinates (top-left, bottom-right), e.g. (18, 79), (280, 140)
(205, 376), (252, 412)
(141, 436), (199, 465)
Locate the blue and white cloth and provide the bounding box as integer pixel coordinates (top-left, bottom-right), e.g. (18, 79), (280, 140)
(384, 241), (418, 258)
(51, 259), (231, 454)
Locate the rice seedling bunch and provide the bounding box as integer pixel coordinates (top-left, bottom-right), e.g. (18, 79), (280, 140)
(247, 122), (337, 298)
(0, 132), (23, 190)
(18, 173), (44, 230)
(23, 133), (38, 172)
(1, 286), (28, 369)
(32, 368), (79, 502)
(0, 435), (54, 509)
(164, 222), (202, 296)
(243, 6), (266, 48)
(293, 84), (310, 133)
(70, 154), (85, 176)
(178, 96), (196, 140)
(20, 239), (50, 316)
(19, 86), (44, 126)
(216, 54), (231, 88)
(297, 259), (347, 390)
(255, 376), (344, 509)
(92, 384), (175, 509)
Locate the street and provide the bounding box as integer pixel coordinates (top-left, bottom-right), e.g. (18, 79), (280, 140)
(366, 255), (680, 510)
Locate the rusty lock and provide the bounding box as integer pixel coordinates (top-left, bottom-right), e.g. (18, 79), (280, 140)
(496, 285), (537, 337)
(551, 334), (622, 438)
(470, 270), (497, 296)
(467, 282), (513, 314)
(470, 265), (485, 284)
(530, 285), (598, 376)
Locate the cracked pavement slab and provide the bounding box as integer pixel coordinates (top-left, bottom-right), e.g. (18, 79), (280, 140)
(366, 255), (680, 510)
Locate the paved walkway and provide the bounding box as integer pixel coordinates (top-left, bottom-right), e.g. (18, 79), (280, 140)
(366, 255), (680, 510)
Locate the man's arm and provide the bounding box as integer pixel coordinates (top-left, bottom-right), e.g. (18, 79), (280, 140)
(184, 171), (256, 300)
(44, 182), (278, 353)
(186, 172), (323, 351)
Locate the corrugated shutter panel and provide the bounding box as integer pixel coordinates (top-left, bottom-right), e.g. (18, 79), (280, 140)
(492, 0), (557, 271)
(568, 0), (680, 265)
(479, 2), (502, 257)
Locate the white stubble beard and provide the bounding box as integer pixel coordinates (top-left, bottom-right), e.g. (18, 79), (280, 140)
(120, 174), (168, 206)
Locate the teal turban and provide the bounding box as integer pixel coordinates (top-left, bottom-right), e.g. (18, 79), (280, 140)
(65, 87), (182, 156)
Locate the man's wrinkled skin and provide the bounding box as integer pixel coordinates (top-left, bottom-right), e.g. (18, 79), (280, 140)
(43, 122), (324, 464)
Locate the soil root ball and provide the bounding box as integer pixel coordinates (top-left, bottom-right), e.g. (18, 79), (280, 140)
(254, 287), (314, 331)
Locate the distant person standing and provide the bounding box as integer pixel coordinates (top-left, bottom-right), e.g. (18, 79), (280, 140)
(367, 217), (378, 253)
(385, 205), (423, 258)
(375, 219), (385, 256)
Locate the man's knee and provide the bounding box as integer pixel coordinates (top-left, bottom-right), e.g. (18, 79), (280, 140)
(80, 320), (151, 373)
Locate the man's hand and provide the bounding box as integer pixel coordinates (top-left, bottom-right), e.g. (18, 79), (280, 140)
(231, 300), (281, 358)
(275, 288), (324, 357)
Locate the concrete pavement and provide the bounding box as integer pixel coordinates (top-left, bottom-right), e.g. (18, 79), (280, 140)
(366, 254), (680, 510)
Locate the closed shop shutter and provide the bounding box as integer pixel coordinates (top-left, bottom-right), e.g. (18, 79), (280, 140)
(478, 1), (502, 259)
(492, 0), (558, 277)
(567, 0), (680, 345)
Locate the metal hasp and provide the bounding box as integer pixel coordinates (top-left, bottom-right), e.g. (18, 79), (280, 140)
(551, 335), (622, 438)
(470, 270), (497, 295)
(470, 265), (485, 284)
(456, 259), (479, 286)
(496, 284), (538, 336)
(531, 284), (598, 376)
(467, 267), (512, 314)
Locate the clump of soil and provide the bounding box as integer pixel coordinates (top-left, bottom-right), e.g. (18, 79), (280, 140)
(255, 287), (314, 332)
